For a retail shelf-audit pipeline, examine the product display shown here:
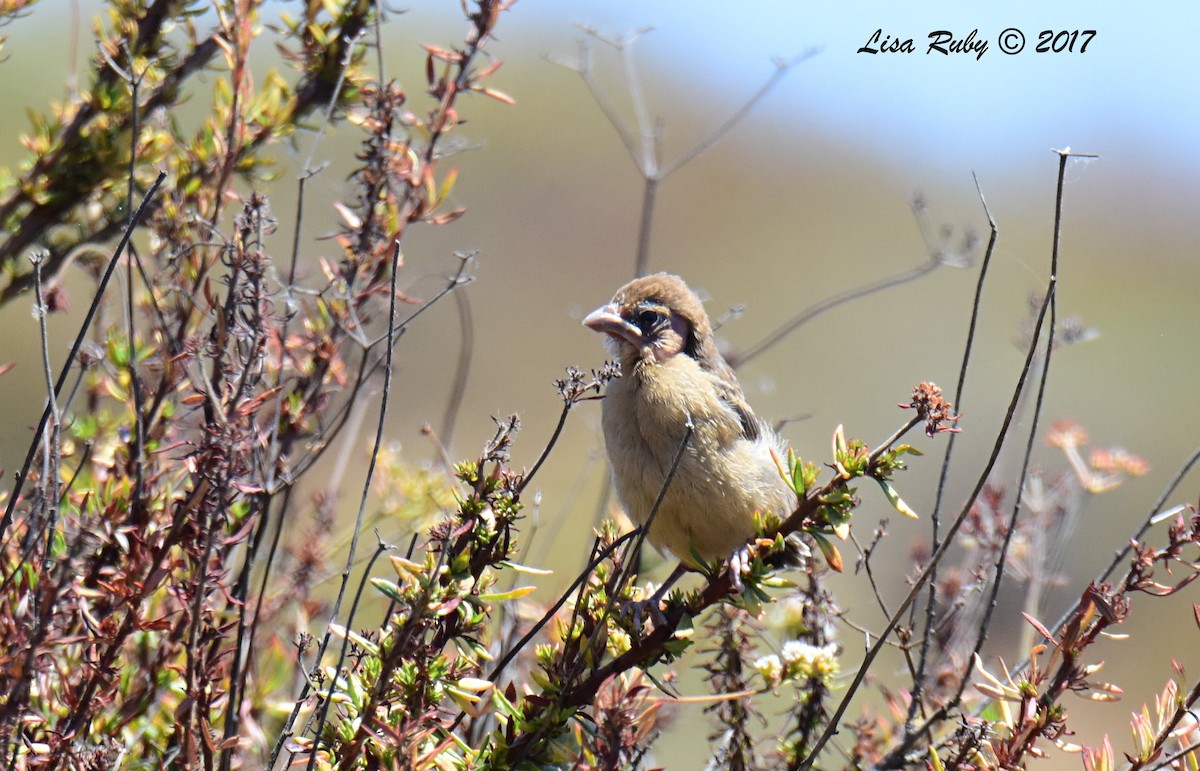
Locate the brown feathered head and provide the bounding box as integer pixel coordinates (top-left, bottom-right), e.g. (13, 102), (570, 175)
(583, 273), (722, 366)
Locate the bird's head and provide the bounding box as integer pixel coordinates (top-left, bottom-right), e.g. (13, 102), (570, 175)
(583, 273), (719, 366)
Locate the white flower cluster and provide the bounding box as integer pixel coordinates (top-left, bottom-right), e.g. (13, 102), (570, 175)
(753, 641), (838, 687)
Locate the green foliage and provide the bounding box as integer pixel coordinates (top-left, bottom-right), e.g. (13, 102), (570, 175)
(0, 0), (377, 304)
(0, 1), (518, 768)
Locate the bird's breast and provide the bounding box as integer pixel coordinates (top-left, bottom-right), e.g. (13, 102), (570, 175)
(600, 357), (794, 563)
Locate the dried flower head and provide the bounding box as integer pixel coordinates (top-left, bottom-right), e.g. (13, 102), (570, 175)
(900, 381), (962, 437)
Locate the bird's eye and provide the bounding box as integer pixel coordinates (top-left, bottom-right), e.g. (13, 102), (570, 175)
(636, 309), (664, 331)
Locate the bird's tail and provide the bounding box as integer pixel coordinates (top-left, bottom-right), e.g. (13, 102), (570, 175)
(762, 531), (811, 570)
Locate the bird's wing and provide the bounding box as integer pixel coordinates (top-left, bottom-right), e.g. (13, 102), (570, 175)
(710, 366), (761, 442)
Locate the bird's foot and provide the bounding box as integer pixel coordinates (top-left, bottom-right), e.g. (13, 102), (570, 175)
(618, 564), (689, 634)
(620, 592), (668, 634)
(727, 545), (753, 594)
(728, 533), (811, 591)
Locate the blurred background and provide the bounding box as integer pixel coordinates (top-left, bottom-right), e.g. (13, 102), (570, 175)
(2, 1), (1198, 765)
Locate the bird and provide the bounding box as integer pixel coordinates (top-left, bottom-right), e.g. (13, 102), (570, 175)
(583, 273), (800, 587)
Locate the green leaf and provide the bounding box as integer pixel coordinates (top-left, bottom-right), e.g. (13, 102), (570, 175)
(436, 166), (458, 205)
(370, 577), (405, 602)
(498, 560), (553, 576)
(327, 623), (379, 656)
(811, 532), (844, 573)
(674, 612), (695, 639)
(877, 478), (919, 519)
(479, 585), (537, 602)
(49, 527), (67, 559)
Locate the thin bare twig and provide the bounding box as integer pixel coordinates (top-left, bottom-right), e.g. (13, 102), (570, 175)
(519, 401), (574, 495)
(31, 254), (61, 560)
(0, 171), (166, 546)
(734, 251), (964, 370)
(950, 153), (1065, 693)
(662, 52), (818, 178)
(1098, 444), (1200, 585)
(876, 149), (1097, 769)
(306, 537), (392, 771)
(110, 41), (149, 528)
(800, 287), (1059, 769)
(612, 418), (694, 601)
(556, 30), (812, 277)
(439, 280), (474, 451)
(486, 528), (643, 685)
(302, 239), (404, 771)
(905, 171), (999, 736)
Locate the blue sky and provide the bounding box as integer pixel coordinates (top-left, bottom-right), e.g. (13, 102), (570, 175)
(512, 1), (1199, 175)
(24, 1), (1196, 179)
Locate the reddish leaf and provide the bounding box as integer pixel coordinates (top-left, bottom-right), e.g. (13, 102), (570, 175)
(1022, 612), (1057, 642)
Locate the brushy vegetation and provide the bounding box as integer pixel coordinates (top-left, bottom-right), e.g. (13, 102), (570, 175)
(0, 2), (1198, 769)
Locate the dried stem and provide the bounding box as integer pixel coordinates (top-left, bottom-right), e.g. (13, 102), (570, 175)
(0, 171), (166, 545)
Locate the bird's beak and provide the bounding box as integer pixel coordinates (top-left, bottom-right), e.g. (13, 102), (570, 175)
(583, 303), (643, 348)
